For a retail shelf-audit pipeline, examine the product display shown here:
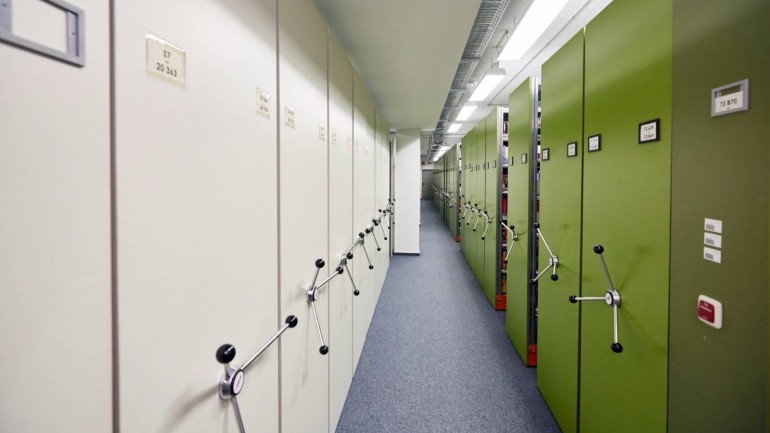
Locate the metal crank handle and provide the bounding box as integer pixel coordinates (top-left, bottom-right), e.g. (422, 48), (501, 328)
(371, 220), (382, 251)
(342, 259), (360, 296)
(359, 232), (374, 270)
(481, 213), (491, 240)
(309, 300), (329, 355)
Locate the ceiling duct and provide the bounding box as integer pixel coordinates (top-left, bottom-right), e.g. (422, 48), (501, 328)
(428, 0), (510, 161)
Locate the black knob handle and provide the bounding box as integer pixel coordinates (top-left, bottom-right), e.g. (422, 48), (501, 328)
(593, 245), (604, 254)
(354, 289), (360, 296)
(378, 209), (383, 212)
(319, 345), (329, 355)
(336, 266), (344, 274)
(377, 247), (382, 251)
(359, 232), (365, 238)
(481, 236), (485, 240)
(550, 274), (559, 281)
(569, 295), (578, 304)
(373, 220), (379, 226)
(611, 342), (623, 353)
(384, 236), (388, 240)
(285, 315), (299, 328)
(368, 265), (374, 270)
(315, 259), (325, 268)
(346, 252), (354, 260)
(216, 344), (236, 364)
(365, 228), (371, 233)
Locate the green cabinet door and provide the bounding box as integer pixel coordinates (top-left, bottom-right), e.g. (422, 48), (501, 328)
(580, 0), (672, 432)
(537, 31), (584, 433)
(506, 78), (537, 364)
(483, 110), (501, 308)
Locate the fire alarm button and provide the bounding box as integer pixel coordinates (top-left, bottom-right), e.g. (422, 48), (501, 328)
(697, 295), (723, 329)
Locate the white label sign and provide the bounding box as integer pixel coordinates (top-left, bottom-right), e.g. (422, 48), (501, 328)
(588, 135), (600, 152)
(319, 123), (326, 141)
(714, 91), (744, 115)
(704, 232), (722, 248)
(257, 88), (270, 117)
(639, 119), (660, 143)
(704, 218), (723, 234)
(285, 105), (296, 128)
(146, 34), (186, 86)
(703, 247), (722, 264)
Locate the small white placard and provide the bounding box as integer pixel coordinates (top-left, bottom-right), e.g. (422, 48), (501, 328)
(711, 79), (749, 117)
(521, 153), (527, 164)
(703, 247), (722, 264)
(319, 123), (326, 141)
(588, 135), (601, 152)
(146, 34), (186, 86)
(285, 105), (296, 128)
(567, 142), (578, 157)
(714, 92), (744, 115)
(704, 233), (722, 248)
(639, 119), (660, 143)
(704, 218), (723, 234)
(256, 88), (270, 117)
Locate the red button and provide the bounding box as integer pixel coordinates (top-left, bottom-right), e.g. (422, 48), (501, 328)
(698, 300), (715, 323)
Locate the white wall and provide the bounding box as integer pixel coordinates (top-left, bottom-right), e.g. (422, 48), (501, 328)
(0, 1), (111, 431)
(0, 1), (391, 432)
(395, 130), (422, 254)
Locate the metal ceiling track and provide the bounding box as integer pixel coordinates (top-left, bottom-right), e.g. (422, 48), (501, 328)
(429, 0), (510, 160)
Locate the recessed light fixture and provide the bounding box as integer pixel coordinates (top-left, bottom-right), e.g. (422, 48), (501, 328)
(447, 123), (462, 133)
(497, 0), (570, 61)
(469, 68), (507, 101)
(456, 103), (478, 121)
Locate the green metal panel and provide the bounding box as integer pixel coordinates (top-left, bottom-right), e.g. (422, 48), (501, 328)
(537, 31), (584, 433)
(460, 134), (470, 257)
(471, 125), (483, 278)
(482, 109), (500, 306)
(581, 0), (672, 431)
(506, 78), (535, 363)
(669, 0), (769, 431)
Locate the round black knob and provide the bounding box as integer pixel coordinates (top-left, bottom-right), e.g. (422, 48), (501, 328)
(285, 315), (298, 328)
(373, 220), (379, 226)
(346, 252), (354, 260)
(473, 228), (477, 232)
(569, 295), (578, 304)
(593, 245), (604, 254)
(359, 232), (365, 238)
(481, 236), (486, 240)
(319, 345), (329, 355)
(354, 289), (360, 296)
(378, 209), (383, 212)
(550, 274), (559, 281)
(534, 222), (540, 229)
(216, 344), (236, 364)
(611, 342), (623, 353)
(504, 259), (508, 264)
(377, 247), (382, 251)
(315, 259), (325, 268)
(336, 266), (344, 274)
(368, 265), (374, 270)
(384, 236), (388, 240)
(365, 228), (371, 233)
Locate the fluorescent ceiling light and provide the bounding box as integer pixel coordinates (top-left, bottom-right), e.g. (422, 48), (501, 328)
(447, 123), (462, 133)
(469, 68), (507, 101)
(497, 0), (570, 61)
(456, 103), (478, 121)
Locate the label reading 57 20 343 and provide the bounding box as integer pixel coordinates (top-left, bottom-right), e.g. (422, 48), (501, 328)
(146, 34), (186, 86)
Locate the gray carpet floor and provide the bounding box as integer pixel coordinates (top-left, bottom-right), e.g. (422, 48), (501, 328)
(335, 200), (561, 433)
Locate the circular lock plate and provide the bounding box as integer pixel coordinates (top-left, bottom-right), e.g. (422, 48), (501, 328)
(231, 370), (245, 395)
(605, 292), (614, 306)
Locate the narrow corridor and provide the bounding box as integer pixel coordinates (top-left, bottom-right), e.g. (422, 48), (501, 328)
(336, 201), (560, 433)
